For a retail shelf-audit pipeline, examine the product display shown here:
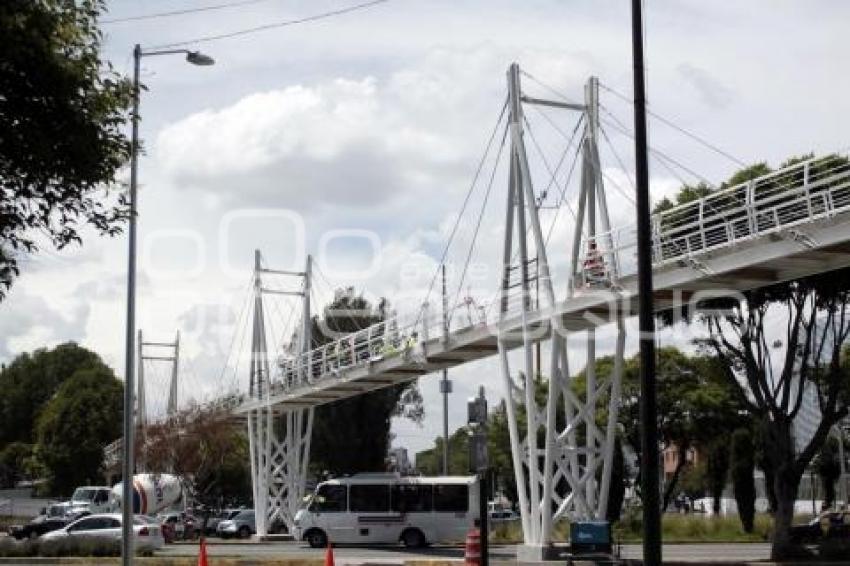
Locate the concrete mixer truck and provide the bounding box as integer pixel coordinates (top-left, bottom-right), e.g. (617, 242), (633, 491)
(111, 473), (183, 515)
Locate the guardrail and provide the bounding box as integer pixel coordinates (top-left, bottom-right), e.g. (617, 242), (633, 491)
(581, 153), (850, 281)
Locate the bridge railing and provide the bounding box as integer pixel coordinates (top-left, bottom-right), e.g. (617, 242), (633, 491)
(580, 153), (850, 281)
(267, 286), (538, 395)
(263, 154), (850, 397)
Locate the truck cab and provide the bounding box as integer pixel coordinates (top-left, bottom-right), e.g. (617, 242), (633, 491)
(69, 486), (114, 515)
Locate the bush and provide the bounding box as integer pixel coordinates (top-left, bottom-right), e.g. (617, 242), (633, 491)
(0, 536), (151, 557)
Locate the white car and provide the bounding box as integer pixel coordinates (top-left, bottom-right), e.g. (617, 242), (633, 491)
(42, 513), (164, 551)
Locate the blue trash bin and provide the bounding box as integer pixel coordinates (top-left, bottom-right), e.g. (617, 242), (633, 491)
(570, 520), (612, 554)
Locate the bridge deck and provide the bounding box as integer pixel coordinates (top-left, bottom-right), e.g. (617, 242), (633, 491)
(236, 154), (850, 414)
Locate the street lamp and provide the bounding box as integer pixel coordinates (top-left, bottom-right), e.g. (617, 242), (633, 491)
(121, 43), (214, 566)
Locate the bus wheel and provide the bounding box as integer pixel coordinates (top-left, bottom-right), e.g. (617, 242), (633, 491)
(401, 528), (426, 548)
(305, 529), (328, 548)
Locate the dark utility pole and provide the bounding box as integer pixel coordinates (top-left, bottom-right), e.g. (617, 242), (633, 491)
(631, 2), (662, 565)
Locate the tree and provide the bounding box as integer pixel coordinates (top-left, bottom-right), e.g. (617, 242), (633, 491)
(607, 349), (744, 510)
(308, 288), (423, 475)
(34, 366), (123, 495)
(0, 342), (108, 446)
(731, 428), (757, 533)
(0, 0), (132, 297)
(674, 154), (850, 558)
(814, 436), (842, 510)
(704, 438), (731, 515)
(0, 442), (34, 488)
(143, 400), (252, 521)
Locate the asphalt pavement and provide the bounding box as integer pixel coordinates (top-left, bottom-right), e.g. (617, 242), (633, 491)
(158, 540), (775, 564)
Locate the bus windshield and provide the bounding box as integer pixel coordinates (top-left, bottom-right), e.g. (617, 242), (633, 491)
(309, 484), (347, 512)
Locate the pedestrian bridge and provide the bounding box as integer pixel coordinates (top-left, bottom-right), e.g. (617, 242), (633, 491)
(237, 152), (850, 414)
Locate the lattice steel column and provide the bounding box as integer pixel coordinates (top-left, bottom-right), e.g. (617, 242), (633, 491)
(498, 65), (626, 560)
(247, 251), (314, 536)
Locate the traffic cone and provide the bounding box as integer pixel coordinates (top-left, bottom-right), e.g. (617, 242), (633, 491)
(197, 536), (209, 566)
(324, 540), (335, 566)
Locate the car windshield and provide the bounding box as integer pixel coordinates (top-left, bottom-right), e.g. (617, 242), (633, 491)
(71, 488), (96, 502)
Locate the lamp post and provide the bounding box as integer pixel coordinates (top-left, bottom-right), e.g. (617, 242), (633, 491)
(122, 44), (213, 566)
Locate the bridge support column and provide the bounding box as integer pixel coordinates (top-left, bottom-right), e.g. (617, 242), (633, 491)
(499, 65), (626, 558)
(247, 251), (314, 536)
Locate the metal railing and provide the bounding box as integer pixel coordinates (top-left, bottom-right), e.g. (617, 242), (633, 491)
(580, 153), (850, 279)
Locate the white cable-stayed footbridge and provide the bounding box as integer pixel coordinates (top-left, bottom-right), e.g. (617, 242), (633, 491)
(226, 64), (850, 554)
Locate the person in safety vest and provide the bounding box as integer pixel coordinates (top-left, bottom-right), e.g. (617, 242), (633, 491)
(583, 240), (607, 287)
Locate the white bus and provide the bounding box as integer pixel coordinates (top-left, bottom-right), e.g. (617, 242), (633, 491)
(293, 474), (480, 548)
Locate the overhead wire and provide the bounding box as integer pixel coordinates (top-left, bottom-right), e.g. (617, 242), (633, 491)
(146, 0), (391, 49)
(102, 0), (280, 24)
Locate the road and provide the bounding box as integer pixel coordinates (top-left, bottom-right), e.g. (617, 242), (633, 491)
(159, 540), (774, 564)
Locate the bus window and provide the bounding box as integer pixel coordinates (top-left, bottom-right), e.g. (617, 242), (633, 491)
(434, 484), (468, 513)
(391, 484), (432, 513)
(350, 484), (390, 512)
(313, 484), (347, 512)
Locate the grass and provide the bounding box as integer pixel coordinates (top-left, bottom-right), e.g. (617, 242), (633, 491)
(490, 513), (775, 544)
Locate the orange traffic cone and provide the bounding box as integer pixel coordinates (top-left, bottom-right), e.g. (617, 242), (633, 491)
(324, 540), (335, 566)
(198, 537), (209, 566)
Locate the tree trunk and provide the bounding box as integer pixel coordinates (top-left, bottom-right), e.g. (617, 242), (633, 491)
(768, 420), (804, 561)
(771, 477), (798, 560)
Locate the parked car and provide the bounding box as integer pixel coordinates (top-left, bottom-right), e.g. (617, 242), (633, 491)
(42, 513), (165, 551)
(216, 509), (255, 539)
(205, 509), (241, 536)
(789, 511), (850, 544)
(10, 517), (69, 540)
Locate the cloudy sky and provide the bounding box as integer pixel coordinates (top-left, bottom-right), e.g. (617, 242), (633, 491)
(3, 0), (848, 455)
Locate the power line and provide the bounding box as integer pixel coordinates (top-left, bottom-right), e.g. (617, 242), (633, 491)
(102, 0), (279, 24)
(146, 0), (391, 49)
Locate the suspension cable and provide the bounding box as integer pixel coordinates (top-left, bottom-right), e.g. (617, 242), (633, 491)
(416, 96), (509, 319)
(449, 121), (510, 321)
(598, 81), (747, 167)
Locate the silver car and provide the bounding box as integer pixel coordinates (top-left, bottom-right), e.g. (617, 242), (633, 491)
(42, 513), (165, 551)
(216, 509), (255, 539)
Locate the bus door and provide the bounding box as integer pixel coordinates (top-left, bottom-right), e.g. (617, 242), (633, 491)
(310, 484), (353, 542)
(348, 484), (402, 543)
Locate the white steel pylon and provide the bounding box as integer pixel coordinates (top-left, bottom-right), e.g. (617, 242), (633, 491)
(497, 64), (625, 555)
(137, 329), (181, 470)
(247, 250), (314, 536)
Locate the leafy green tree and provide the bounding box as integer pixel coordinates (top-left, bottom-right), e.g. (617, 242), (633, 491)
(309, 288), (423, 475)
(34, 366), (123, 495)
(599, 349), (744, 510)
(0, 0), (132, 297)
(731, 427), (756, 533)
(664, 154), (850, 558)
(0, 342), (108, 447)
(144, 401), (252, 518)
(0, 442), (34, 488)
